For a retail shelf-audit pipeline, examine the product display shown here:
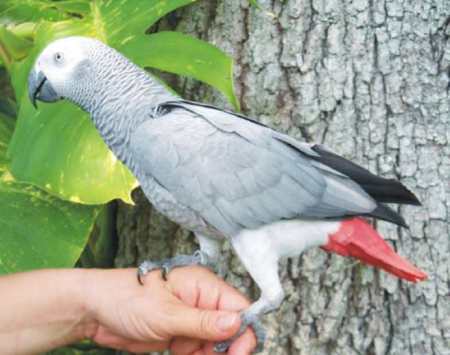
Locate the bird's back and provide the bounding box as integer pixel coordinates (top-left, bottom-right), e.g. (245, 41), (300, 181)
(128, 100), (416, 238)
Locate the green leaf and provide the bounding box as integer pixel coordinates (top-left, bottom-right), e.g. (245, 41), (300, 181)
(0, 0), (89, 23)
(0, 112), (14, 174)
(122, 32), (239, 109)
(0, 24), (32, 68)
(0, 102), (99, 274)
(91, 0), (197, 47)
(8, 100), (137, 204)
(0, 180), (99, 274)
(51, 1), (91, 16)
(7, 22), (37, 41)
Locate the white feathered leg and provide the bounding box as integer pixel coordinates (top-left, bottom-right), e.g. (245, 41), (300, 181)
(215, 219), (338, 352)
(215, 227), (284, 352)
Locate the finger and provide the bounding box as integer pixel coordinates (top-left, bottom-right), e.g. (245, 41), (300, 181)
(170, 337), (202, 355)
(228, 328), (257, 355)
(168, 266), (250, 311)
(169, 304), (241, 341)
(196, 277), (248, 312)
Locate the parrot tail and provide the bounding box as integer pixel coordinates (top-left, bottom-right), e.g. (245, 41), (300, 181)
(321, 218), (427, 282)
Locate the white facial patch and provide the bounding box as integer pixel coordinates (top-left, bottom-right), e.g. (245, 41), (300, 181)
(34, 36), (98, 95)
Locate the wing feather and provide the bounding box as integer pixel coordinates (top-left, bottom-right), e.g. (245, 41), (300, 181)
(130, 102), (377, 236)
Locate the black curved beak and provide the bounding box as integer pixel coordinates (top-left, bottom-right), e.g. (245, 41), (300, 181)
(28, 67), (59, 109)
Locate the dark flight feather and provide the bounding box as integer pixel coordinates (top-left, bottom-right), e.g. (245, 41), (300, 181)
(310, 145), (421, 206)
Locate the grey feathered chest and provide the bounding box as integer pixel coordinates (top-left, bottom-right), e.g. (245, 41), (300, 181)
(92, 101), (223, 238)
(136, 169), (221, 238)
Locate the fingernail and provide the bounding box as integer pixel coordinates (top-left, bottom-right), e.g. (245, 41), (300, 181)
(216, 313), (238, 331)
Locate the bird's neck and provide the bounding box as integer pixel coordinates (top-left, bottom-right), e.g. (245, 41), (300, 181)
(74, 51), (175, 163)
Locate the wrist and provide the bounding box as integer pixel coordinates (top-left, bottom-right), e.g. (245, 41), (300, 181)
(0, 269), (100, 354)
(80, 268), (142, 335)
(70, 269), (100, 341)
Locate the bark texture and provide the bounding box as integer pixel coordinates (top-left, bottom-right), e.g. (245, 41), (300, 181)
(116, 1), (450, 354)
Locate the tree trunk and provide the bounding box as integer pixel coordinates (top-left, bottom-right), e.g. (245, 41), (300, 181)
(116, 1), (450, 354)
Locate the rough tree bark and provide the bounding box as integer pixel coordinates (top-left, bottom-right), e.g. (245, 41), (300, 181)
(115, 1), (450, 354)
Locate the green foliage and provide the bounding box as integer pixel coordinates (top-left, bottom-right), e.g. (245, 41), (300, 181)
(4, 0), (238, 205)
(92, 0), (196, 47)
(122, 31), (238, 108)
(0, 0), (238, 273)
(0, 1), (90, 22)
(0, 113), (14, 174)
(0, 24), (32, 66)
(0, 103), (99, 274)
(0, 180), (99, 274)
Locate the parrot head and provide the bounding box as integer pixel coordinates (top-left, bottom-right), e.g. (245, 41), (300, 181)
(28, 36), (103, 108)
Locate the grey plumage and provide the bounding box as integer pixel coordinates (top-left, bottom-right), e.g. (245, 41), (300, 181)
(28, 36), (422, 352)
(130, 102), (377, 237)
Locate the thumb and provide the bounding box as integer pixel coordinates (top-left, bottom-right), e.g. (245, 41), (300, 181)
(169, 304), (241, 341)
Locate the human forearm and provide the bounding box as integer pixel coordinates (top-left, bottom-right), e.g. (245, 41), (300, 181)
(0, 267), (255, 355)
(0, 269), (95, 355)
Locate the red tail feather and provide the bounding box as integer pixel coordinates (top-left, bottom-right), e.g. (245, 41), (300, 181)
(321, 218), (427, 282)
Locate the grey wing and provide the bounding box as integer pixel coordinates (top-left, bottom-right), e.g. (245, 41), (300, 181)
(130, 103), (376, 237)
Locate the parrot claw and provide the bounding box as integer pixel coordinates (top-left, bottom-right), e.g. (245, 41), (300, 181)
(136, 250), (210, 285)
(137, 260), (162, 284)
(161, 264), (170, 281)
(214, 313), (266, 353)
(137, 271), (144, 285)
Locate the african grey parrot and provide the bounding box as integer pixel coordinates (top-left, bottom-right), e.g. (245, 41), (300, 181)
(28, 36), (427, 352)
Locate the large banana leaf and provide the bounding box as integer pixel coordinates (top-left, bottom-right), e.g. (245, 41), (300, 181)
(122, 32), (238, 108)
(0, 24), (32, 66)
(4, 0), (238, 205)
(92, 0), (196, 46)
(0, 180), (99, 274)
(0, 113), (14, 174)
(0, 109), (99, 274)
(0, 0), (90, 23)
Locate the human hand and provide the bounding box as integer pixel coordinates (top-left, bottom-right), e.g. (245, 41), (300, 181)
(83, 266), (256, 354)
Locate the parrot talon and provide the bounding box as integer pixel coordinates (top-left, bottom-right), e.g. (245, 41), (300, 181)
(161, 265), (170, 281)
(137, 272), (144, 286)
(193, 250), (206, 264)
(136, 260), (163, 285)
(214, 341), (231, 353)
(214, 313), (266, 353)
(136, 251), (210, 285)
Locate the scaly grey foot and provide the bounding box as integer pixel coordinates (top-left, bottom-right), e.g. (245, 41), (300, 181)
(137, 250), (209, 284)
(214, 312), (266, 353)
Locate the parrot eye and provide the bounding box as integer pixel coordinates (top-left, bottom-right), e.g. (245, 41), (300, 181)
(54, 52), (64, 64)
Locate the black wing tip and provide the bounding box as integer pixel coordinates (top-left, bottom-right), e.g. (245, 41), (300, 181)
(311, 145), (422, 207)
(388, 179), (422, 206)
(402, 187), (422, 206)
(369, 204), (409, 228)
(380, 178), (422, 206)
